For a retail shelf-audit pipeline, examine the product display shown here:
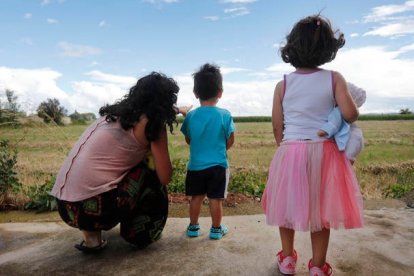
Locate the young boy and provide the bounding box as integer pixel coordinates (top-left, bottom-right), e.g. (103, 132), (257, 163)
(181, 63), (235, 240)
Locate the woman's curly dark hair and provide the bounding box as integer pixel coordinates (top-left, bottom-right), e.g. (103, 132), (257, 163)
(99, 72), (179, 141)
(280, 15), (345, 68)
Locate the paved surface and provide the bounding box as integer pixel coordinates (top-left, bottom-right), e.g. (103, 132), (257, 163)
(1, 208), (414, 275)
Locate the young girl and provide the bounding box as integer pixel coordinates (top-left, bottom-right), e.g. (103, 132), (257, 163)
(262, 15), (364, 275)
(51, 72), (190, 252)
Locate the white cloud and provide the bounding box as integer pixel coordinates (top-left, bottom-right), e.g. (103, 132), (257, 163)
(173, 73), (274, 116)
(222, 0), (257, 3)
(325, 46), (414, 112)
(41, 0), (65, 5)
(204, 16), (220, 21)
(47, 18), (59, 24)
(24, 13), (32, 19)
(1, 45), (413, 116)
(69, 81), (126, 113)
(364, 0), (414, 22)
(224, 7), (249, 17)
(350, 33), (359, 37)
(0, 67), (134, 115)
(219, 80), (274, 116)
(85, 71), (136, 88)
(98, 20), (107, 28)
(398, 42), (414, 53)
(220, 67), (248, 75)
(263, 45), (414, 114)
(361, 1), (414, 38)
(0, 67), (67, 114)
(363, 20), (414, 37)
(265, 63), (294, 75)
(58, 41), (102, 57)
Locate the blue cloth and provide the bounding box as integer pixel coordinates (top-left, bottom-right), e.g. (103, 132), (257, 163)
(180, 106), (235, 171)
(320, 107), (350, 150)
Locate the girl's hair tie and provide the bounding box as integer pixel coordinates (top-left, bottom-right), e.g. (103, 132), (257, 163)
(316, 20), (321, 26)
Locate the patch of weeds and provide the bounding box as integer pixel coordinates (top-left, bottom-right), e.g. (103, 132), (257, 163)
(24, 175), (57, 212)
(0, 139), (21, 193)
(384, 171), (414, 199)
(228, 169), (267, 197)
(167, 159), (267, 198)
(168, 158), (187, 193)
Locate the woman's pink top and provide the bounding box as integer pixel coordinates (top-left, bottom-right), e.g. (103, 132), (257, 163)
(51, 117), (149, 202)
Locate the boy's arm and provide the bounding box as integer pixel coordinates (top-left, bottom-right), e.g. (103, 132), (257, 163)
(226, 132), (235, 149)
(180, 114), (190, 145)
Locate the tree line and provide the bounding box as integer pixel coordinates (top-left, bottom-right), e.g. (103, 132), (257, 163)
(1, 89), (413, 127)
(0, 89), (96, 126)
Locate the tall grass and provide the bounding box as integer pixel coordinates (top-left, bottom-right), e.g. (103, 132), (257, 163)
(1, 119), (413, 210)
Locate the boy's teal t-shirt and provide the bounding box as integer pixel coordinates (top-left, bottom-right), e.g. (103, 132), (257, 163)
(180, 106), (235, 171)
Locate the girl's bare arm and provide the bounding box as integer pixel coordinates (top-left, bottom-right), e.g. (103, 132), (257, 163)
(272, 81), (284, 146)
(333, 71), (359, 123)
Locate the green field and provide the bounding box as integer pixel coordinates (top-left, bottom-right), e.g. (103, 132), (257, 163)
(2, 120), (414, 203)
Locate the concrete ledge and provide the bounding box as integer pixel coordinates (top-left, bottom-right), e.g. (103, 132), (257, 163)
(1, 208), (414, 275)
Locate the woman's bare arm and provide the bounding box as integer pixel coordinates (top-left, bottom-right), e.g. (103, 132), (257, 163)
(150, 129), (172, 185)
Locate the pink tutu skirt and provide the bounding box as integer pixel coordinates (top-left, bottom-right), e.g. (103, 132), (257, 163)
(262, 140), (364, 232)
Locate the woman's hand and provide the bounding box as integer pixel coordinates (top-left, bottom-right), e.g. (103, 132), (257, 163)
(176, 105), (193, 117)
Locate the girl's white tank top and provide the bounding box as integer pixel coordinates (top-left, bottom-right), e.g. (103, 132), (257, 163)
(282, 69), (336, 141)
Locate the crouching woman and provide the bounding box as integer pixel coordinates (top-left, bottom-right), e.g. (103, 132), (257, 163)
(51, 72), (185, 253)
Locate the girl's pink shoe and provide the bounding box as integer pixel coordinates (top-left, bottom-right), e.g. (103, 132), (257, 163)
(308, 259), (333, 276)
(276, 250), (298, 275)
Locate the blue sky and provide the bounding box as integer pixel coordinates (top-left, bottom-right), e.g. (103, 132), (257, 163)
(1, 0), (413, 116)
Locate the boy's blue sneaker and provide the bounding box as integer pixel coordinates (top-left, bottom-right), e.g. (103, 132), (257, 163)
(186, 224), (201, 237)
(209, 225), (229, 240)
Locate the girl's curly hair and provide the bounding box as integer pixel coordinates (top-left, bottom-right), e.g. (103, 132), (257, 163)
(99, 72), (179, 141)
(280, 15), (345, 68)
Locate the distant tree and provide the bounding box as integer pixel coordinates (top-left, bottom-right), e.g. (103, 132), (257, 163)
(69, 110), (82, 122)
(69, 110), (96, 124)
(37, 98), (67, 125)
(0, 89), (21, 126)
(400, 108), (412, 115)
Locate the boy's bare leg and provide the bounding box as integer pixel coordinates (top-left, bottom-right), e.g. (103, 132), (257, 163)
(279, 227), (295, 257)
(189, 195), (205, 225)
(209, 198), (223, 228)
(310, 228), (330, 267)
(81, 230), (102, 247)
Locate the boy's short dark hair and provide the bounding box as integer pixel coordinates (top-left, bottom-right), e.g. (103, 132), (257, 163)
(193, 63), (223, 101)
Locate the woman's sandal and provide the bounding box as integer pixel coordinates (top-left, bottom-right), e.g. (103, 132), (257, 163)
(74, 239), (107, 253)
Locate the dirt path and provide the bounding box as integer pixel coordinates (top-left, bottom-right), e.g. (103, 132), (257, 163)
(1, 205), (413, 275)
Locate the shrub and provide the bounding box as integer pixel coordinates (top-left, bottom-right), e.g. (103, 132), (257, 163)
(0, 139), (22, 209)
(0, 139), (21, 194)
(228, 169), (267, 197)
(167, 158), (267, 197)
(24, 175), (57, 212)
(168, 159), (187, 193)
(37, 98), (67, 125)
(384, 169), (414, 198)
(385, 183), (414, 199)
